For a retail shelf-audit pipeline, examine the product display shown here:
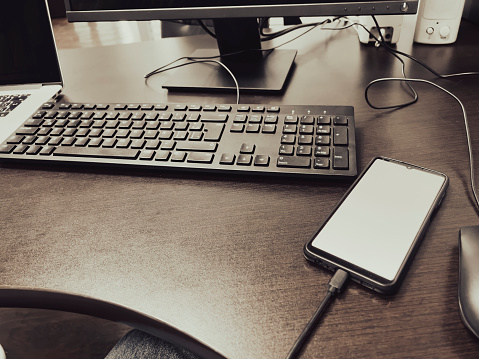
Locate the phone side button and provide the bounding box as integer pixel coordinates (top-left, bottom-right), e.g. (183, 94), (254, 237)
(333, 147), (349, 169)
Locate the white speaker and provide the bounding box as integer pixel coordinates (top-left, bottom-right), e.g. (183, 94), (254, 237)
(414, 0), (465, 44)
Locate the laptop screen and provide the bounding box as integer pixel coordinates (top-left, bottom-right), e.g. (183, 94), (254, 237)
(0, 0), (62, 86)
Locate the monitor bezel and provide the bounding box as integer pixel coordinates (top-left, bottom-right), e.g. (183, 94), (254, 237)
(64, 1), (418, 22)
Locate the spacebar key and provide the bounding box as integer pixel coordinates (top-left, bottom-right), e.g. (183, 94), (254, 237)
(53, 147), (140, 160)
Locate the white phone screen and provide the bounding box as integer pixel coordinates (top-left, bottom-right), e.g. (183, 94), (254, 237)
(310, 158), (446, 281)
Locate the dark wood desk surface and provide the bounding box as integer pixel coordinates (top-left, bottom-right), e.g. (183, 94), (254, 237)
(2, 19), (479, 358)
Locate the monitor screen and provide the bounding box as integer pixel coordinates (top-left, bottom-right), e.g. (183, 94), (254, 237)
(64, 0), (418, 92)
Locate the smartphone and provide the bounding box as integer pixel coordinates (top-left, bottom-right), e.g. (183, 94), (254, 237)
(304, 157), (448, 294)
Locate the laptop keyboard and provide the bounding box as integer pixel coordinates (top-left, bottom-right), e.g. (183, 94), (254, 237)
(0, 94), (30, 117)
(0, 101), (357, 178)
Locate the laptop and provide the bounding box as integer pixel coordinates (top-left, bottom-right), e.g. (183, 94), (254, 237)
(0, 0), (63, 144)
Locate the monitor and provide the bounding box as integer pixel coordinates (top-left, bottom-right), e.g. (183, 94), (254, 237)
(64, 0), (418, 93)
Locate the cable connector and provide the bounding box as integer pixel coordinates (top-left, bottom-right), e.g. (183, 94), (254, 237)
(328, 269), (349, 295)
(285, 268), (350, 359)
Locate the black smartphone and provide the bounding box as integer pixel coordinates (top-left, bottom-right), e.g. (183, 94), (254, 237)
(304, 157), (449, 294)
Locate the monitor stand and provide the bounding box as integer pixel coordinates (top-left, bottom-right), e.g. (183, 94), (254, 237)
(163, 18), (297, 93)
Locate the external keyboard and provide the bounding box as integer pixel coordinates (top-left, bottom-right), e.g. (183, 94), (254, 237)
(0, 102), (357, 178)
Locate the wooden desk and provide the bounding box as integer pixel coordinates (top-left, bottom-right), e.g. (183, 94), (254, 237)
(1, 19), (479, 358)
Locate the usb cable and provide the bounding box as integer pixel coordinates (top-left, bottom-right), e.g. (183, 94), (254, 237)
(285, 269), (349, 359)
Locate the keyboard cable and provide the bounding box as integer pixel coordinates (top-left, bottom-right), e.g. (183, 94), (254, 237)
(285, 268), (349, 359)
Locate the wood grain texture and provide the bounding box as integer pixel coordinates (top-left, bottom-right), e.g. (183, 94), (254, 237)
(2, 18), (479, 359)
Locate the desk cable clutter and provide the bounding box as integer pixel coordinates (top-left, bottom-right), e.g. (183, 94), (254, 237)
(284, 14), (479, 359)
(146, 14), (479, 358)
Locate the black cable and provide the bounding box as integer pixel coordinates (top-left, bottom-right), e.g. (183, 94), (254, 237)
(144, 17), (345, 102)
(363, 16), (479, 212)
(365, 15), (479, 109)
(285, 269), (349, 359)
(260, 17), (339, 41)
(196, 19), (216, 38)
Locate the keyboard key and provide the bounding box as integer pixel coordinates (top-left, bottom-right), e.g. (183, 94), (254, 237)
(145, 140), (160, 149)
(333, 127), (348, 145)
(160, 140), (175, 150)
(314, 157), (330, 169)
(16, 127), (38, 135)
(171, 151), (187, 162)
(7, 135), (24, 144)
(246, 124), (260, 133)
(315, 146), (330, 157)
(315, 135), (330, 145)
(333, 147), (349, 169)
(53, 147), (139, 159)
(301, 115), (315, 124)
(187, 152), (214, 164)
(237, 154), (252, 165)
(279, 144), (294, 155)
(25, 118), (43, 127)
(230, 123), (245, 133)
(13, 145), (28, 154)
(220, 153), (235, 165)
(116, 139), (131, 148)
(283, 125), (297, 134)
(200, 114), (228, 123)
(333, 115), (348, 125)
(317, 115), (330, 124)
(281, 134), (295, 144)
(175, 142), (217, 152)
(40, 146), (55, 156)
(254, 155), (270, 166)
(277, 156), (311, 168)
(240, 143), (255, 154)
(139, 150), (155, 160)
(262, 124), (276, 134)
(317, 125), (330, 134)
(26, 145), (41, 155)
(218, 105), (232, 112)
(297, 145), (312, 156)
(0, 144), (15, 153)
(264, 115), (278, 124)
(284, 115), (298, 124)
(203, 124), (224, 141)
(189, 132), (203, 141)
(298, 135), (313, 145)
(299, 125), (314, 134)
(249, 115), (262, 123)
(155, 150), (170, 161)
(102, 138), (117, 148)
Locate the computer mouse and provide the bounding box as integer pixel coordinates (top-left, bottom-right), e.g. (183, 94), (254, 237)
(458, 225), (479, 339)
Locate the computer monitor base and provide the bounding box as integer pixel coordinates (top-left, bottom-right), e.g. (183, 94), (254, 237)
(163, 48), (297, 93)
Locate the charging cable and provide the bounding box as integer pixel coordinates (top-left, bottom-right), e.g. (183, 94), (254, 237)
(285, 269), (349, 359)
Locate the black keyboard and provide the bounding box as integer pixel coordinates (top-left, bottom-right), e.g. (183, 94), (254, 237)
(0, 102), (357, 178)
